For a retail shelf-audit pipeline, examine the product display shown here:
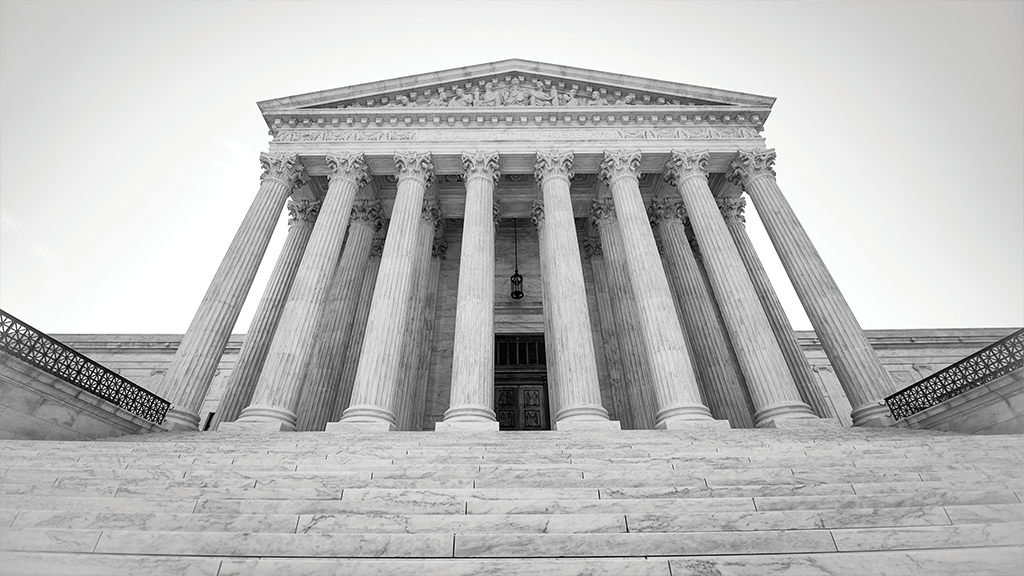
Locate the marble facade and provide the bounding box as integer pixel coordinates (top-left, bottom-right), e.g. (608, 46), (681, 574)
(155, 60), (900, 432)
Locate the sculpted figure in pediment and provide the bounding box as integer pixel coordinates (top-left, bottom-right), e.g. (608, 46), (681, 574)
(503, 77), (530, 106)
(586, 91), (609, 106)
(384, 95), (412, 107)
(476, 82), (503, 107)
(528, 80), (555, 106)
(615, 93), (637, 105)
(560, 88), (582, 106)
(426, 90), (449, 107)
(448, 88), (476, 107)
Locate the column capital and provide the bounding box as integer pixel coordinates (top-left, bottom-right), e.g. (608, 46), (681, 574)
(260, 152), (306, 191)
(421, 197), (443, 230)
(530, 197), (545, 229)
(582, 235), (603, 260)
(461, 151), (501, 184)
(534, 150), (574, 185)
(369, 236), (386, 258)
(431, 237), (448, 260)
(727, 148), (777, 187)
(648, 197), (687, 227)
(717, 196), (747, 227)
(493, 202), (501, 227)
(287, 199), (321, 229)
(350, 199), (384, 231)
(326, 152), (371, 188)
(394, 151), (435, 187)
(588, 197), (617, 227)
(664, 150), (710, 187)
(598, 150), (642, 185)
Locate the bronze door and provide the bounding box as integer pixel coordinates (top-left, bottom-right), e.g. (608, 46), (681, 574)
(494, 334), (549, 431)
(495, 384), (549, 431)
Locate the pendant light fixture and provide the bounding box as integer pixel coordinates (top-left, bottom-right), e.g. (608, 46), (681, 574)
(510, 218), (524, 300)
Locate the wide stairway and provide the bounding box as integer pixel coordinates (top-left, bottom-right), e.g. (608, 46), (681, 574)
(1, 427), (1021, 575)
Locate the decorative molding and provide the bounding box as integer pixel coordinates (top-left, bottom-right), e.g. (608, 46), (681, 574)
(664, 149), (710, 188)
(350, 199), (384, 231)
(273, 127), (762, 143)
(598, 150), (642, 185)
(259, 152), (305, 189)
(717, 196), (746, 226)
(589, 198), (617, 227)
(325, 152), (371, 188)
(534, 151), (574, 185)
(461, 151), (501, 184)
(648, 197), (687, 227)
(287, 199), (321, 228)
(394, 151), (435, 187)
(727, 148), (777, 187)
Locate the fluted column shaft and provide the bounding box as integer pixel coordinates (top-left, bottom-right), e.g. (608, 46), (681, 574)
(666, 150), (815, 427)
(161, 152), (305, 430)
(336, 152), (435, 430)
(601, 151), (713, 428)
(233, 153), (369, 431)
(212, 200), (319, 429)
(719, 196), (832, 418)
(729, 149), (892, 425)
(444, 152), (501, 425)
(651, 198), (755, 428)
(585, 246), (632, 428)
(590, 200), (657, 429)
(532, 199), (561, 417)
(330, 244), (382, 422)
(534, 151), (611, 427)
(295, 200), (381, 432)
(409, 238), (444, 431)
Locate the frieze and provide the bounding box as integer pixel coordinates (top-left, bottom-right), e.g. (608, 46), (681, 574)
(272, 127), (762, 143)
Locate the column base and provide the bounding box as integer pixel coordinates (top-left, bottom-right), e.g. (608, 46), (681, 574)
(233, 404), (297, 432)
(442, 405), (497, 423)
(763, 417), (842, 429)
(435, 420), (500, 432)
(658, 418), (733, 430)
(219, 421), (293, 433)
(554, 419), (622, 431)
(851, 401), (895, 427)
(753, 401), (817, 428)
(161, 407), (200, 432)
(325, 421), (396, 433)
(655, 404), (715, 429)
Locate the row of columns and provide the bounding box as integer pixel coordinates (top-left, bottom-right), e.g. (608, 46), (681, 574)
(160, 147), (893, 433)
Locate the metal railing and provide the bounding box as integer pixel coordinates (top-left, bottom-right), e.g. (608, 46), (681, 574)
(885, 328), (1024, 421)
(0, 310), (170, 424)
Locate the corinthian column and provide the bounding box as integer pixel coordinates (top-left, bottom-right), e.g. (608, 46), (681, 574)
(161, 152), (305, 430)
(666, 150), (817, 427)
(599, 151), (716, 429)
(650, 197), (755, 428)
(534, 151), (617, 430)
(331, 152), (435, 431)
(589, 198), (657, 429)
(728, 149), (893, 425)
(718, 196), (833, 419)
(295, 199), (383, 432)
(212, 199), (320, 429)
(440, 151), (501, 431)
(227, 153), (370, 432)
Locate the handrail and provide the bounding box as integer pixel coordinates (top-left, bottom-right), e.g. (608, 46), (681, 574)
(885, 328), (1024, 421)
(0, 310), (170, 424)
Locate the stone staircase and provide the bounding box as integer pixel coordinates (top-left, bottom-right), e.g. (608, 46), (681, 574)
(1, 427), (1021, 575)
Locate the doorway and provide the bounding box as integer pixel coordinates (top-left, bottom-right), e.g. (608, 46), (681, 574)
(494, 334), (550, 431)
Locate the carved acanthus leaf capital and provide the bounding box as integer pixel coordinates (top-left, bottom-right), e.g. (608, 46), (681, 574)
(717, 196), (747, 226)
(727, 148), (777, 187)
(598, 150), (642, 184)
(432, 237), (448, 260)
(287, 199), (321, 228)
(461, 151), (501, 184)
(582, 235), (603, 260)
(393, 151), (435, 187)
(664, 150), (710, 188)
(648, 197), (687, 227)
(324, 153), (370, 190)
(534, 151), (574, 185)
(588, 198), (617, 228)
(369, 236), (386, 258)
(260, 152), (305, 190)
(350, 199), (384, 231)
(421, 197), (443, 230)
(530, 197), (545, 229)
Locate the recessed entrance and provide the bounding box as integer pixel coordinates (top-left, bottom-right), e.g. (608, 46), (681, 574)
(494, 334), (549, 431)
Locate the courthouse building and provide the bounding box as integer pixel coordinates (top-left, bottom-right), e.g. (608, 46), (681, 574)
(156, 59), (897, 434)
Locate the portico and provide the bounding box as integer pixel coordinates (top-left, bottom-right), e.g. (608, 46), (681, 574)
(158, 60), (895, 433)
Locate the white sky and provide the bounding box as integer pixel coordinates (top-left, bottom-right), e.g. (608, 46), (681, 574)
(1, 1), (1021, 335)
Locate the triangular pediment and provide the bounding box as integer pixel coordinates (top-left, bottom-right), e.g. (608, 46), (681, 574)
(258, 59), (775, 113)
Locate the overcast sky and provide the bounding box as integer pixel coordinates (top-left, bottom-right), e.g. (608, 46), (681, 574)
(1, 1), (1021, 336)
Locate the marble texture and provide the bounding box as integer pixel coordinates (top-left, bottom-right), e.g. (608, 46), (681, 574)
(831, 522), (1023, 551)
(218, 557), (672, 576)
(297, 513), (625, 534)
(0, 551), (222, 576)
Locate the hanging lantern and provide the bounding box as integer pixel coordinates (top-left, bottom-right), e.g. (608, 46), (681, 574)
(510, 218), (524, 300)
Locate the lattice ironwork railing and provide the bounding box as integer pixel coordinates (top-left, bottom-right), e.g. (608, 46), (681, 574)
(0, 310), (170, 424)
(885, 328), (1024, 421)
